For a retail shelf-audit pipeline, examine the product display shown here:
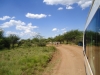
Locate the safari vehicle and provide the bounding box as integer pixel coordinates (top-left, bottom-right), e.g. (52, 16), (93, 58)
(83, 0), (100, 75)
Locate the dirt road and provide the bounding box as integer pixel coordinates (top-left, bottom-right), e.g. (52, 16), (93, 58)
(44, 44), (86, 75)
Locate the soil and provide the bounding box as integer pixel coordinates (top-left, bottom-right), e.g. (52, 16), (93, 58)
(43, 44), (86, 75)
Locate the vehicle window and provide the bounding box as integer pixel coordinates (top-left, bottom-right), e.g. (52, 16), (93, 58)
(85, 7), (100, 75)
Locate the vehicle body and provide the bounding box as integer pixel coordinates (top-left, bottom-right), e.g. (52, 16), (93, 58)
(83, 0), (100, 75)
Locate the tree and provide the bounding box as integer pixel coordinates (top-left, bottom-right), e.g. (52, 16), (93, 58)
(54, 35), (63, 43)
(60, 30), (83, 44)
(8, 34), (20, 49)
(24, 39), (32, 47)
(3, 37), (10, 49)
(0, 29), (4, 49)
(0, 29), (10, 49)
(47, 37), (54, 42)
(32, 34), (46, 47)
(0, 29), (4, 38)
(17, 39), (24, 47)
(32, 38), (39, 43)
(54, 30), (83, 44)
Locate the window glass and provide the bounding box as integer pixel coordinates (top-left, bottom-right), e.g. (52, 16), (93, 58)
(85, 7), (100, 75)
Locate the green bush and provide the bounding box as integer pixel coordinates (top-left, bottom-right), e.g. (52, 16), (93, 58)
(37, 42), (46, 47)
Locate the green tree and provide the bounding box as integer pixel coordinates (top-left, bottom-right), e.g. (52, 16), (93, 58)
(0, 29), (10, 49)
(0, 29), (4, 38)
(0, 29), (4, 49)
(24, 39), (32, 47)
(32, 34), (46, 47)
(54, 35), (63, 43)
(62, 30), (83, 44)
(47, 37), (54, 42)
(3, 37), (10, 49)
(8, 34), (20, 49)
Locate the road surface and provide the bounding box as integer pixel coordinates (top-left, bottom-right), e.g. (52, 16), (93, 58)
(44, 44), (86, 75)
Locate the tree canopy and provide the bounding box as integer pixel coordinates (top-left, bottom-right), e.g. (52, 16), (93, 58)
(52, 30), (83, 44)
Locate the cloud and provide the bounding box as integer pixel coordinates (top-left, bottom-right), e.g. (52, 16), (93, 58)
(52, 28), (60, 32)
(43, 0), (75, 5)
(16, 23), (38, 33)
(48, 14), (51, 17)
(11, 16), (15, 19)
(0, 20), (38, 39)
(0, 20), (25, 28)
(52, 28), (67, 32)
(6, 31), (18, 36)
(58, 7), (63, 10)
(0, 16), (10, 20)
(43, 0), (92, 9)
(6, 31), (38, 39)
(63, 31), (67, 33)
(52, 28), (58, 31)
(52, 27), (67, 37)
(61, 28), (66, 31)
(26, 13), (47, 19)
(78, 1), (92, 10)
(0, 16), (15, 21)
(66, 5), (73, 9)
(61, 28), (67, 34)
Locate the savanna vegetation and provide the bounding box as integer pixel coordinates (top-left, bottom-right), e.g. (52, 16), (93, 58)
(0, 29), (83, 75)
(0, 46), (56, 75)
(0, 29), (56, 75)
(48, 29), (83, 45)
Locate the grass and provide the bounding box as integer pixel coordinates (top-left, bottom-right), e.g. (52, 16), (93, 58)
(0, 46), (56, 75)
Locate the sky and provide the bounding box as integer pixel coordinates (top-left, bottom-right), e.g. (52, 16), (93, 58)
(0, 0), (93, 39)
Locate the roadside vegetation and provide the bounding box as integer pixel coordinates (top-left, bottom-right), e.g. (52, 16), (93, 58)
(0, 29), (56, 75)
(48, 29), (83, 45)
(0, 46), (56, 75)
(0, 29), (83, 75)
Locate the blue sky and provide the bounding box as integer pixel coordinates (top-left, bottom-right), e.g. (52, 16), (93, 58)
(0, 0), (92, 39)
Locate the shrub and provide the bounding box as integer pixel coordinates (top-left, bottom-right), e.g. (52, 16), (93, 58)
(37, 42), (46, 47)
